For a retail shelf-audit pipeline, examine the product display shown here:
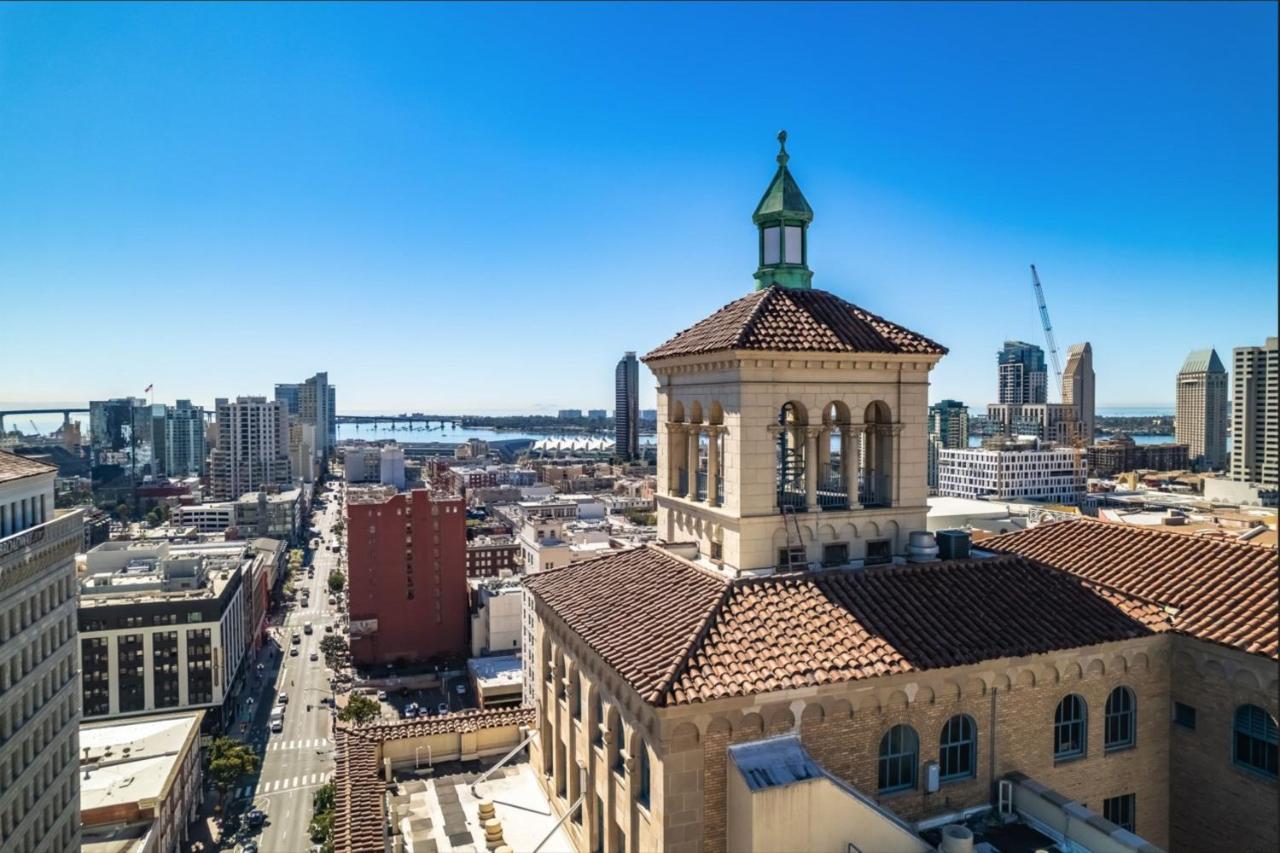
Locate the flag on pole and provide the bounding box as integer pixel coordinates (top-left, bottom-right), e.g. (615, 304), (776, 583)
(144, 384), (153, 393)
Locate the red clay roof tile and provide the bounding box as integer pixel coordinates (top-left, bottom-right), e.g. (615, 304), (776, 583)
(642, 285), (947, 361)
(985, 517), (1278, 660)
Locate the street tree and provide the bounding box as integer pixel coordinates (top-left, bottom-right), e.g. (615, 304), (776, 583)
(338, 693), (381, 725)
(327, 570), (345, 594)
(206, 737), (259, 805)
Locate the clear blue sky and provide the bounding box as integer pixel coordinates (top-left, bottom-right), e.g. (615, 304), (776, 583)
(1, 2), (1275, 414)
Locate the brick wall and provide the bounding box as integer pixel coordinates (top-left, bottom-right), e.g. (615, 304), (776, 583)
(1168, 640), (1279, 853)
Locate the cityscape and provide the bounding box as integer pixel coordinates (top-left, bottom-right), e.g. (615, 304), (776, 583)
(0, 4), (1276, 853)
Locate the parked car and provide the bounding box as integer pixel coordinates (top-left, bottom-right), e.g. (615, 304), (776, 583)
(290, 647), (299, 657)
(437, 702), (450, 716)
(376, 690), (387, 700)
(309, 651), (318, 661)
(277, 692), (288, 705)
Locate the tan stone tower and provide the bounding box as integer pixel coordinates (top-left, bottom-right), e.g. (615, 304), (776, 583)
(643, 137), (947, 575)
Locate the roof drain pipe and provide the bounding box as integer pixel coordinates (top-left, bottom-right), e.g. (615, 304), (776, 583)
(470, 725), (534, 800)
(533, 762), (587, 853)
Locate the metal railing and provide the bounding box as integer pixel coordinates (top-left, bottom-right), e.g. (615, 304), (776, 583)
(470, 726), (535, 799)
(817, 477), (849, 510)
(859, 473), (892, 508)
(777, 482), (807, 511)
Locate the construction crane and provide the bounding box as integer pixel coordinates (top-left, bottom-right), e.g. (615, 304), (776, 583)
(1029, 264), (1063, 402)
(28, 420), (41, 437)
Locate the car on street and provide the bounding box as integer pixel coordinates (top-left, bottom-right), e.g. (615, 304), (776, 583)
(310, 651), (318, 661)
(437, 702), (450, 716)
(324, 624), (333, 633)
(277, 692), (288, 704)
(304, 622), (313, 634)
(291, 633), (301, 644)
(290, 647), (299, 657)
(376, 690), (387, 700)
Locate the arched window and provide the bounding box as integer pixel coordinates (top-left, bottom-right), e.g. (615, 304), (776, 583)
(1054, 695), (1087, 760)
(635, 740), (651, 808)
(939, 715), (976, 781)
(1233, 704), (1278, 778)
(877, 725), (919, 793)
(610, 712), (624, 775)
(592, 693), (604, 747)
(776, 402), (808, 510)
(1104, 687), (1136, 751)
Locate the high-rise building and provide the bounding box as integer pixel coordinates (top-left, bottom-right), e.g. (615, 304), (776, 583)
(345, 486), (468, 664)
(1230, 337), (1279, 486)
(1062, 342), (1095, 444)
(89, 397), (158, 507)
(614, 352), (639, 460)
(275, 371), (336, 466)
(997, 340), (1048, 405)
(927, 400), (969, 490)
(0, 452), (83, 853)
(209, 397), (291, 500)
(1175, 348), (1228, 470)
(163, 399), (206, 476)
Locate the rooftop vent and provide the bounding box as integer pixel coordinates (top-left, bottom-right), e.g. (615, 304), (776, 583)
(907, 531), (938, 563)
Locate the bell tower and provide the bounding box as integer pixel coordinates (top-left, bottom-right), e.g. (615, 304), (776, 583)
(644, 134), (948, 576)
(753, 130), (814, 291)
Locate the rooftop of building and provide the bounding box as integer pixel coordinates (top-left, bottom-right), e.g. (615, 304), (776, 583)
(235, 486), (302, 504)
(985, 517), (1278, 660)
(526, 543), (1164, 707)
(1179, 347), (1226, 374)
(643, 284), (947, 362)
(334, 707), (537, 853)
(80, 540), (249, 606)
(80, 710), (203, 814)
(467, 653), (523, 687)
(0, 449), (56, 485)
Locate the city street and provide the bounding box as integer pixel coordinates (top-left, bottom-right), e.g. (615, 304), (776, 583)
(228, 484), (346, 852)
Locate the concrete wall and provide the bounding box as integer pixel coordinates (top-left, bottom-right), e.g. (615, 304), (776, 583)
(727, 771), (930, 853)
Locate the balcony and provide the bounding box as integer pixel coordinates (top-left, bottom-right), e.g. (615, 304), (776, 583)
(816, 477), (849, 510)
(859, 473), (892, 508)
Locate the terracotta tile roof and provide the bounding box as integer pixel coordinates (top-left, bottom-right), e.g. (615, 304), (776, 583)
(0, 451), (56, 485)
(527, 546), (1158, 707)
(985, 517), (1279, 660)
(643, 285), (947, 361)
(525, 546), (728, 704)
(332, 706), (536, 853)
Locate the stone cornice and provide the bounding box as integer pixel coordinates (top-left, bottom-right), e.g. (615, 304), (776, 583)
(648, 349), (943, 377)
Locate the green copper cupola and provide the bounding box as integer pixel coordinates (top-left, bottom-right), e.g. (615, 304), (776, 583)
(753, 130), (814, 290)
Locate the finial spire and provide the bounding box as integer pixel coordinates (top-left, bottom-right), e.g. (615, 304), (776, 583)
(776, 129), (789, 165)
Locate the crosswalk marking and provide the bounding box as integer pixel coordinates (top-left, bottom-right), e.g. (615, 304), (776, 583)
(266, 737), (329, 751)
(242, 772), (332, 798)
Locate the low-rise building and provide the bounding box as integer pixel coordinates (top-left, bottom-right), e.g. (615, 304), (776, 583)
(937, 444), (1086, 503)
(469, 576), (524, 657)
(80, 710), (204, 853)
(78, 540), (253, 730)
(175, 487), (304, 541)
(467, 654), (523, 709)
(518, 516), (621, 574)
(1087, 434), (1190, 477)
(465, 536), (520, 578)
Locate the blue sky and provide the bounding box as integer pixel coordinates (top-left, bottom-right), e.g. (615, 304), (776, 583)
(1, 2), (1275, 414)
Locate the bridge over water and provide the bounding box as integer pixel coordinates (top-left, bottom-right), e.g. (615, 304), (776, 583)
(0, 408), (89, 433)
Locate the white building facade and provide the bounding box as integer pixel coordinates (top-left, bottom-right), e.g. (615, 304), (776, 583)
(0, 453), (83, 853)
(937, 446), (1086, 503)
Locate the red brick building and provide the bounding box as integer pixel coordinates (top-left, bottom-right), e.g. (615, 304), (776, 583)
(345, 487), (468, 665)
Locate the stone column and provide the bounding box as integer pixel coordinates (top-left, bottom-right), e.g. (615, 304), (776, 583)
(686, 426), (701, 500)
(805, 427), (820, 509)
(706, 426), (720, 506)
(843, 424), (863, 509)
(666, 425), (684, 496)
(891, 424), (904, 507)
(817, 426), (831, 483)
